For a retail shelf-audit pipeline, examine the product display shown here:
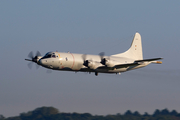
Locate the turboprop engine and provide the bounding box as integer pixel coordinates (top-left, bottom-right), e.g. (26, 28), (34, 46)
(100, 58), (114, 67)
(83, 60), (98, 69)
(99, 52), (114, 67)
(25, 51), (42, 69)
(82, 54), (98, 69)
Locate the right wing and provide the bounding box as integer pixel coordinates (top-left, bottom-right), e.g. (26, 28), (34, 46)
(135, 58), (163, 62)
(97, 57), (163, 70)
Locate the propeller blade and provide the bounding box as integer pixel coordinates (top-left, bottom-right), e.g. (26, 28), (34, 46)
(36, 64), (40, 69)
(82, 54), (90, 67)
(99, 52), (106, 65)
(28, 62), (33, 69)
(26, 51), (41, 69)
(82, 54), (87, 61)
(99, 52), (105, 60)
(83, 60), (89, 67)
(28, 51), (34, 59)
(36, 51), (41, 56)
(47, 69), (52, 73)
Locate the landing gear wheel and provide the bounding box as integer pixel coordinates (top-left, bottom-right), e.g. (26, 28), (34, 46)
(95, 72), (98, 76)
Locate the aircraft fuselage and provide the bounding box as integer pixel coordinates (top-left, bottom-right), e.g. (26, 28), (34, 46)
(39, 52), (149, 74)
(25, 33), (162, 76)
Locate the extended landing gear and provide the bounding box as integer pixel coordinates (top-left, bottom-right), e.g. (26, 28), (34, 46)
(116, 72), (121, 75)
(95, 72), (98, 76)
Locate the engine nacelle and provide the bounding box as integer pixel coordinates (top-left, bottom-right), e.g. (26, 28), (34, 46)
(83, 60), (98, 69)
(101, 58), (114, 67)
(105, 59), (114, 67)
(37, 56), (43, 64)
(88, 60), (98, 69)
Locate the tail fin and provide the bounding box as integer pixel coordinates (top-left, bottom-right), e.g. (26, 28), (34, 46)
(112, 32), (143, 60)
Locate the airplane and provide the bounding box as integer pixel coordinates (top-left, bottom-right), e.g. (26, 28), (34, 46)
(25, 32), (163, 76)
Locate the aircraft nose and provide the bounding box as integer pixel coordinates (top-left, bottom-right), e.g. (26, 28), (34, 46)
(39, 59), (48, 66)
(39, 59), (44, 65)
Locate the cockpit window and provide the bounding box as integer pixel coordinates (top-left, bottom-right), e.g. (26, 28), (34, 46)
(42, 52), (56, 59)
(43, 54), (51, 59)
(46, 54), (52, 58)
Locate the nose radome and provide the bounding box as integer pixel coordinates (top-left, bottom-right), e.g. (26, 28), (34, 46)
(39, 59), (48, 67)
(39, 59), (44, 65)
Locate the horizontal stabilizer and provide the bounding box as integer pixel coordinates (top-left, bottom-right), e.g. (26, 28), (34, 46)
(135, 58), (163, 62)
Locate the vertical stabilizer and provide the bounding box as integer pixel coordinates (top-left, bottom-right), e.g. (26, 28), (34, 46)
(112, 32), (143, 60)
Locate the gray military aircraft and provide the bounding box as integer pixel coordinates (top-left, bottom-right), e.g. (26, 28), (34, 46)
(25, 33), (162, 76)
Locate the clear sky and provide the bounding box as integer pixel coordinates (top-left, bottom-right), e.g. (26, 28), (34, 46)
(0, 0), (180, 117)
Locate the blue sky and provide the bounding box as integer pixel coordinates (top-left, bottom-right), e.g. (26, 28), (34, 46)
(0, 0), (180, 117)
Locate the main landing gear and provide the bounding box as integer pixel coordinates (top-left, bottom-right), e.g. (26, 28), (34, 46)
(95, 72), (98, 76)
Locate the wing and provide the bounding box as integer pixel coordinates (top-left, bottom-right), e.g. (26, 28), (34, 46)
(97, 57), (163, 70)
(135, 58), (163, 62)
(97, 63), (139, 70)
(113, 62), (139, 69)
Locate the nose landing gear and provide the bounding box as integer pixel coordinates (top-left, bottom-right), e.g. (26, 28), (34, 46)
(95, 72), (98, 76)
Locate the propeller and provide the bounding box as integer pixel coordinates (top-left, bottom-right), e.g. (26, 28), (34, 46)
(99, 52), (112, 66)
(82, 54), (87, 62)
(25, 51), (41, 69)
(99, 52), (107, 65)
(46, 69), (52, 73)
(82, 54), (89, 67)
(99, 52), (105, 60)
